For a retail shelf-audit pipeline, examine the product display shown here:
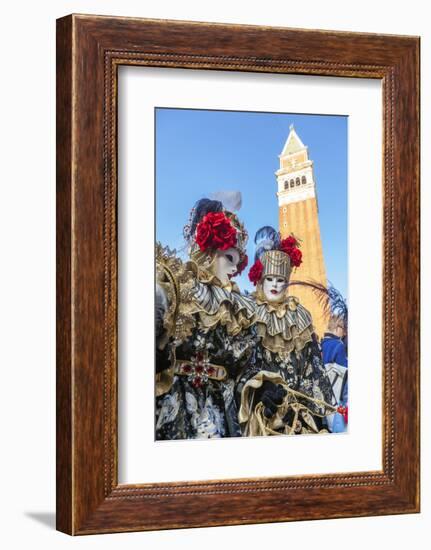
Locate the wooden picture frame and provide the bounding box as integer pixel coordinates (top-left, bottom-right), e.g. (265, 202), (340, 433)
(56, 14), (420, 535)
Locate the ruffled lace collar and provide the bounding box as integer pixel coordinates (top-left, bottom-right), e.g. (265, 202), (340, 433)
(252, 291), (314, 357)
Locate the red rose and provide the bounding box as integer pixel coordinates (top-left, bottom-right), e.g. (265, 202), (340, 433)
(280, 236), (299, 258)
(206, 212), (237, 250)
(280, 236), (297, 251)
(337, 405), (348, 423)
(289, 247), (302, 267)
(236, 254), (249, 276)
(205, 211), (226, 227)
(248, 259), (264, 285)
(216, 227), (237, 250)
(195, 221), (213, 251)
(197, 211), (237, 251)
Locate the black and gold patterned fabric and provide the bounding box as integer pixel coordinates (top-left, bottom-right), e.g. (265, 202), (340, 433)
(237, 293), (334, 437)
(155, 244), (256, 440)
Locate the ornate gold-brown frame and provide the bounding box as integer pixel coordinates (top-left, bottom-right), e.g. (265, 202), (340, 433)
(56, 14), (420, 534)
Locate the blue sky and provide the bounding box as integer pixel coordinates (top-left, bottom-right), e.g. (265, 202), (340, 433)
(155, 108), (347, 297)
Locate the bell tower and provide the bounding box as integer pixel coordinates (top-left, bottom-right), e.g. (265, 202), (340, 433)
(276, 125), (328, 337)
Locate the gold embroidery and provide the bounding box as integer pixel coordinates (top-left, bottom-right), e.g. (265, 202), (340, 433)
(238, 371), (334, 437)
(156, 243), (255, 345)
(156, 243), (197, 344)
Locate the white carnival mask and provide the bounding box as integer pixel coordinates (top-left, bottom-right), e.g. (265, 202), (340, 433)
(212, 247), (240, 285)
(262, 275), (288, 302)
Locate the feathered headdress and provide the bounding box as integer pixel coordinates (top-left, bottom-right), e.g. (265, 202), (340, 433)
(248, 226), (302, 286)
(183, 192), (249, 276)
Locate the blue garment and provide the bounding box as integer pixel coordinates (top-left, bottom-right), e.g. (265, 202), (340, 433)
(321, 333), (348, 368)
(321, 333), (348, 433)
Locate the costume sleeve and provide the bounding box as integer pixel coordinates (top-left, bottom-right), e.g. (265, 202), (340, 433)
(237, 366), (334, 436)
(235, 362), (261, 408)
(296, 338), (335, 414)
(155, 345), (171, 374)
(237, 369), (288, 436)
(334, 341), (348, 368)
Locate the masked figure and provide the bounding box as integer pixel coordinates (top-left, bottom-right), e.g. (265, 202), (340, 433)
(155, 195), (256, 440)
(320, 290), (349, 433)
(237, 226), (334, 437)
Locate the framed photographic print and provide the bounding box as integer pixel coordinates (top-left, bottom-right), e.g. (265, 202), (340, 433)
(56, 14), (420, 534)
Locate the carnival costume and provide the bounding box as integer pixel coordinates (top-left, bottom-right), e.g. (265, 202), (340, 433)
(155, 195), (256, 440)
(237, 227), (335, 436)
(320, 286), (349, 432)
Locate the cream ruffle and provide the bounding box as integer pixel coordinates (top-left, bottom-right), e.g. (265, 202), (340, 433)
(182, 280), (256, 338)
(156, 243), (256, 343)
(253, 293), (314, 357)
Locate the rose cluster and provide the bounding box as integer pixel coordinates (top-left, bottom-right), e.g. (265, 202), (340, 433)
(280, 236), (303, 267)
(337, 405), (348, 423)
(248, 259), (264, 286)
(235, 254), (249, 276)
(195, 211), (237, 252)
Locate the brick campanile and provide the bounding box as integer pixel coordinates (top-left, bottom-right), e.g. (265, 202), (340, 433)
(276, 125), (328, 338)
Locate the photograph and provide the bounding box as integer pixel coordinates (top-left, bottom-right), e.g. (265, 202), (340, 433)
(155, 108), (349, 440)
(0, 0), (425, 545)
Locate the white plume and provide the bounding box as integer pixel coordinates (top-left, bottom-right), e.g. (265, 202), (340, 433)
(210, 191), (242, 212)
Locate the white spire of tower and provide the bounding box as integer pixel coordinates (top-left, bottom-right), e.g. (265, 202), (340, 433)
(276, 126), (316, 206)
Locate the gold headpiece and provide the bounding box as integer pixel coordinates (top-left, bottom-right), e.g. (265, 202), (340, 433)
(225, 211), (248, 255)
(261, 250), (292, 281)
(188, 209), (248, 266)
